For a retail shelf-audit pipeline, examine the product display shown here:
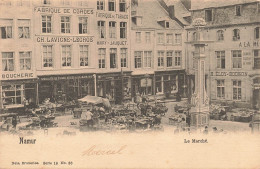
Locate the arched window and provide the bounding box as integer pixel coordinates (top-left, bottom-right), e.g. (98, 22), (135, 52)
(193, 32), (197, 41)
(255, 27), (259, 39)
(217, 30), (224, 41)
(232, 29), (240, 41)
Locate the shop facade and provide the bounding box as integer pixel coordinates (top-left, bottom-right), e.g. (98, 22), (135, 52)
(186, 1), (260, 108)
(38, 74), (94, 104)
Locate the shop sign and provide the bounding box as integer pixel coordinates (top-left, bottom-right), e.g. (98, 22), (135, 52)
(140, 78), (152, 87)
(239, 40), (259, 48)
(97, 40), (127, 46)
(1, 73), (35, 80)
(36, 36), (94, 43)
(243, 57), (252, 65)
(40, 75), (93, 81)
(210, 71), (248, 76)
(34, 7), (94, 15)
(96, 12), (128, 19)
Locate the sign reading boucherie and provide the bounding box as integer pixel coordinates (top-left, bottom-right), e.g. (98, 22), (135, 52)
(36, 36), (94, 43)
(1, 73), (35, 80)
(34, 7), (94, 15)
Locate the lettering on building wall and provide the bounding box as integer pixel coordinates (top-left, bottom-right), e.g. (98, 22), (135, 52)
(210, 72), (248, 76)
(97, 41), (128, 46)
(36, 36), (94, 43)
(34, 7), (94, 15)
(96, 12), (128, 19)
(40, 75), (93, 81)
(239, 40), (259, 48)
(2, 73), (34, 79)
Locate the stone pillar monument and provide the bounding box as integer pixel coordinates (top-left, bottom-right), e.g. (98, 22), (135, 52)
(190, 18), (210, 128)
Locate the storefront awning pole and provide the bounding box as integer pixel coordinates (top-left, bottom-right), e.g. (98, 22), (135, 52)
(0, 84), (3, 109)
(93, 74), (97, 96)
(36, 82), (39, 105)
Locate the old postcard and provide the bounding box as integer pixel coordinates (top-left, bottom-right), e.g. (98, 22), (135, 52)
(0, 0), (260, 168)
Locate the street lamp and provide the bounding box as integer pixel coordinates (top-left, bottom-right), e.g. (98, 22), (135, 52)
(189, 18), (211, 128)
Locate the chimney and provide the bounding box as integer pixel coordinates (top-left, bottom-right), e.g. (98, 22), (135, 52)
(168, 5), (175, 19)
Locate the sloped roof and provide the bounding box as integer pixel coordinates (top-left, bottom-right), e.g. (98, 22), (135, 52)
(164, 0), (191, 25)
(191, 0), (259, 10)
(131, 0), (185, 29)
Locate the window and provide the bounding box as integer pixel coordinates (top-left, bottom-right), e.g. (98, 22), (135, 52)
(235, 5), (241, 16)
(145, 32), (150, 43)
(80, 45), (89, 67)
(0, 19), (12, 39)
(217, 80), (225, 99)
(17, 0), (30, 6)
(258, 2), (260, 13)
(166, 51), (173, 67)
(42, 16), (51, 33)
(175, 51), (181, 66)
(62, 45), (72, 67)
(43, 0), (50, 4)
(18, 19), (30, 39)
(144, 51), (152, 68)
(2, 85), (24, 105)
(193, 32), (197, 41)
(2, 52), (14, 71)
(121, 48), (127, 67)
(110, 48), (117, 68)
(232, 50), (242, 68)
(109, 21), (116, 38)
(166, 34), (173, 44)
(79, 17), (88, 34)
(119, 0), (126, 12)
(254, 50), (260, 69)
(158, 51), (164, 67)
(217, 30), (224, 41)
(98, 48), (106, 68)
(205, 9), (212, 22)
(233, 80), (241, 100)
(19, 52), (31, 70)
(158, 33), (164, 44)
(78, 0), (88, 6)
(0, 0), (12, 6)
(136, 32), (141, 43)
(120, 22), (127, 39)
(233, 29), (240, 41)
(97, 0), (104, 10)
(255, 27), (259, 39)
(216, 51), (225, 69)
(175, 34), (181, 44)
(98, 21), (105, 38)
(165, 21), (169, 28)
(108, 0), (115, 11)
(61, 16), (70, 33)
(42, 45), (53, 68)
(134, 51), (142, 68)
(60, 0), (70, 5)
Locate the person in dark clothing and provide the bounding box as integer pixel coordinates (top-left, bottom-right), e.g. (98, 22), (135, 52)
(12, 116), (17, 129)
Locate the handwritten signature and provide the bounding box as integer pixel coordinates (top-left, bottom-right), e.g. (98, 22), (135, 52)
(82, 145), (127, 156)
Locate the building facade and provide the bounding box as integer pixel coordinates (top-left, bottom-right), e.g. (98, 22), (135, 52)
(186, 0), (260, 108)
(0, 0), (37, 110)
(130, 0), (189, 100)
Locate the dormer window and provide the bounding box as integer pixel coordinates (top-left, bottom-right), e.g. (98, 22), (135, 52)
(205, 9), (212, 22)
(132, 16), (142, 26)
(165, 21), (169, 28)
(43, 0), (50, 5)
(235, 5), (241, 16)
(157, 19), (170, 28)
